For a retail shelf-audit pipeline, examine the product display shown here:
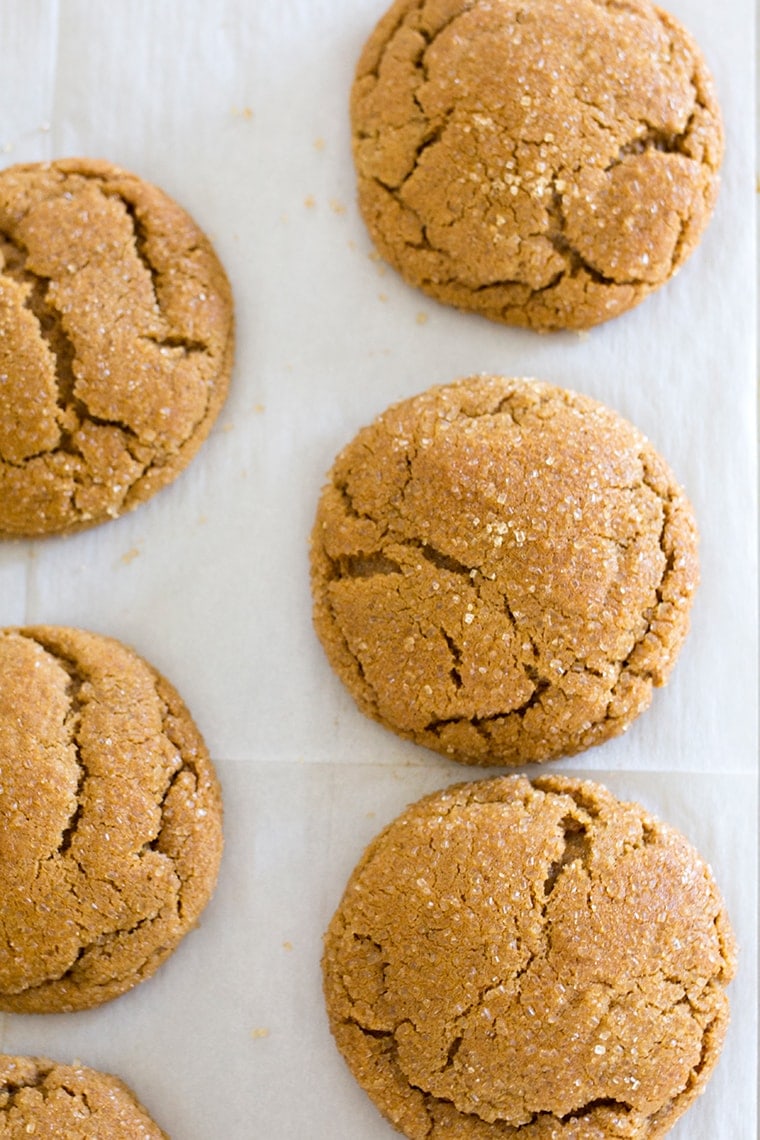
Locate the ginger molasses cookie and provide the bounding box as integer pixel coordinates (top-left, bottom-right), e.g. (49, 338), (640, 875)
(0, 158), (234, 536)
(310, 376), (698, 766)
(351, 0), (723, 331)
(323, 774), (736, 1139)
(0, 626), (223, 1013)
(0, 1055), (166, 1138)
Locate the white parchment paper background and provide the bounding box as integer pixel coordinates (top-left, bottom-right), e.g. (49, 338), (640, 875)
(0, 2), (755, 1137)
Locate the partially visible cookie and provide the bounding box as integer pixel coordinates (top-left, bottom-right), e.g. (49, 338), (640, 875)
(0, 1055), (166, 1139)
(0, 626), (223, 1013)
(0, 157), (234, 536)
(323, 774), (737, 1139)
(310, 376), (699, 766)
(352, 0), (723, 331)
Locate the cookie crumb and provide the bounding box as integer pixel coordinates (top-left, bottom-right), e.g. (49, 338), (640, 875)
(251, 1027), (270, 1040)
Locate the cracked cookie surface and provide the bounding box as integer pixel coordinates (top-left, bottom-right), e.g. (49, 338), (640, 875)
(0, 625), (223, 1013)
(0, 157), (234, 536)
(351, 0), (723, 331)
(310, 376), (698, 766)
(0, 1055), (166, 1138)
(323, 774), (736, 1138)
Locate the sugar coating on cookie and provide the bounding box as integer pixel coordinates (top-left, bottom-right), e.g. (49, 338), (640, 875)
(0, 158), (234, 536)
(0, 626), (223, 1013)
(351, 0), (723, 331)
(0, 1055), (166, 1138)
(310, 376), (698, 766)
(323, 775), (736, 1139)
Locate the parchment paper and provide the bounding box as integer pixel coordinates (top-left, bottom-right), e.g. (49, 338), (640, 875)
(0, 2), (755, 1137)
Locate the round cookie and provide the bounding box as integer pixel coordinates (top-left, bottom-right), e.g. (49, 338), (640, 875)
(310, 376), (698, 766)
(0, 157), (234, 536)
(351, 0), (723, 331)
(0, 626), (223, 1013)
(323, 774), (737, 1139)
(0, 1055), (166, 1138)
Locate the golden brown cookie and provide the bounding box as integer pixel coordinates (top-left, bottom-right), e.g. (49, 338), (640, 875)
(352, 0), (723, 331)
(0, 625), (223, 1013)
(0, 1055), (166, 1139)
(0, 157), (234, 536)
(323, 774), (736, 1139)
(310, 376), (698, 766)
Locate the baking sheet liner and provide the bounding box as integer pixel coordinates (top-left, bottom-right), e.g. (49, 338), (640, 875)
(0, 2), (755, 1136)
